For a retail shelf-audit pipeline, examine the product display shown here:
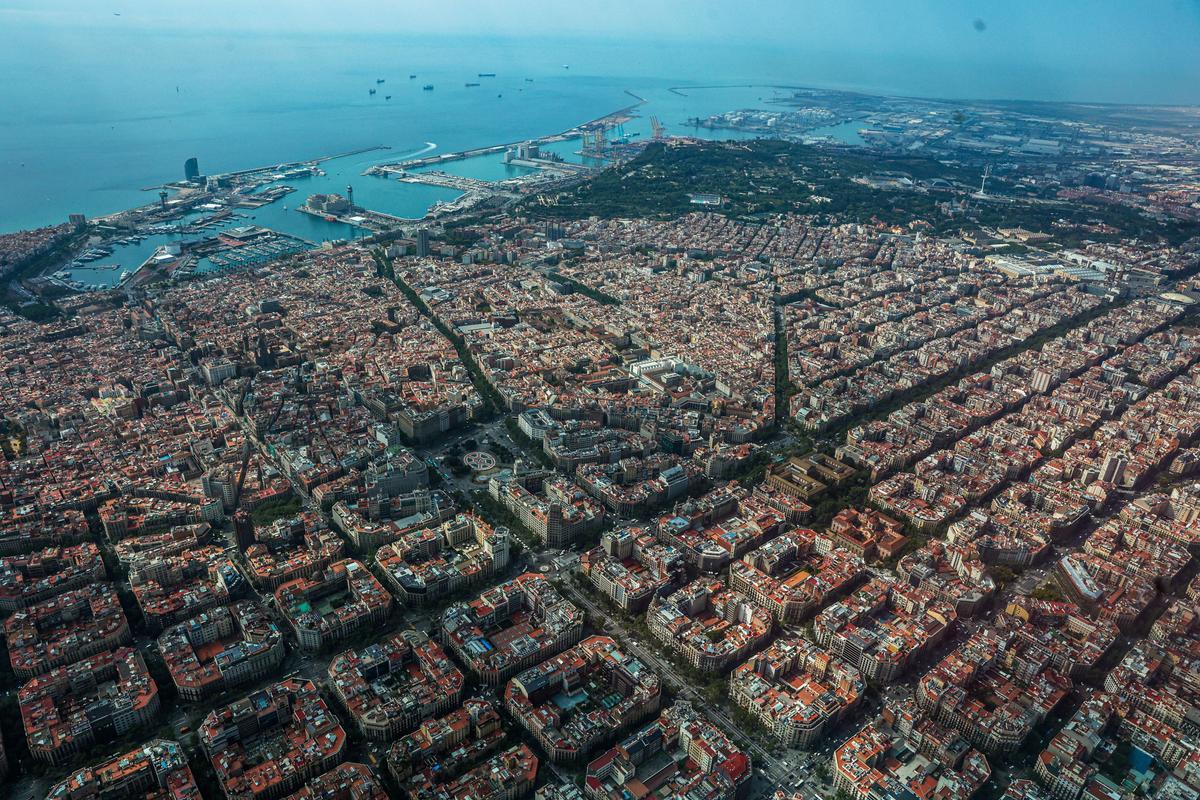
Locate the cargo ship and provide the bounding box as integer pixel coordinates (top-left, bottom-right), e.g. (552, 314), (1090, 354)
(465, 82), (480, 87)
(478, 72), (496, 77)
(423, 84), (434, 91)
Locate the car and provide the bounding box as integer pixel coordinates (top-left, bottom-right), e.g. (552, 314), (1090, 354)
(179, 724), (191, 734)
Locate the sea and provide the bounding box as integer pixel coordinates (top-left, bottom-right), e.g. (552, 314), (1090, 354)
(2, 25), (1191, 282)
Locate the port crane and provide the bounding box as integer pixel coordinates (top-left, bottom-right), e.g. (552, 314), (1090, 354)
(650, 116), (666, 140)
(580, 125), (609, 156)
(581, 120), (634, 156)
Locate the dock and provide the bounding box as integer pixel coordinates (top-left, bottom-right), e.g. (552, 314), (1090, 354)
(140, 145), (391, 191)
(297, 204), (428, 231)
(393, 172), (501, 192)
(363, 100), (644, 176)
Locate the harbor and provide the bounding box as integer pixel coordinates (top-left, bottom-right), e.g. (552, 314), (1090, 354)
(364, 100), (641, 178)
(21, 84), (793, 296)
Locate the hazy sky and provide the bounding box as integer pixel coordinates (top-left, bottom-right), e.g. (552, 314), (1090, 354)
(2, 0), (1200, 103)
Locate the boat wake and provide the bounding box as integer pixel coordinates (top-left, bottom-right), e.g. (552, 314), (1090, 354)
(403, 142), (437, 158)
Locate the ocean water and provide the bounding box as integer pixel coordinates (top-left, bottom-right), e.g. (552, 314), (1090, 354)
(4, 24), (1189, 244)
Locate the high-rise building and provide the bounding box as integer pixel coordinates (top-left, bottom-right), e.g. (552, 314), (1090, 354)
(416, 228), (430, 257)
(184, 157), (200, 182)
(1099, 453), (1127, 485)
(233, 509), (255, 551)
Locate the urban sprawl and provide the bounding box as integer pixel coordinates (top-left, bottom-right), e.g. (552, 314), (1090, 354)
(2, 89), (1200, 800)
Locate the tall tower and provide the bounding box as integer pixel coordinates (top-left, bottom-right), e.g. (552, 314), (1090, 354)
(184, 157), (200, 182)
(346, 184), (354, 208)
(416, 228), (430, 257)
(159, 190), (168, 210)
(232, 509), (256, 551)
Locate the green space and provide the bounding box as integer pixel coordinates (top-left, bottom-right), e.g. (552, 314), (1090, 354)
(526, 139), (1198, 245)
(250, 494), (303, 526)
(1031, 581), (1067, 603)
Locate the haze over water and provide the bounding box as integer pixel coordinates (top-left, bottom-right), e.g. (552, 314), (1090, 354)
(2, 2), (1199, 234)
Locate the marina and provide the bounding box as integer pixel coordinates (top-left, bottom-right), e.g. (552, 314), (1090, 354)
(19, 85), (825, 293)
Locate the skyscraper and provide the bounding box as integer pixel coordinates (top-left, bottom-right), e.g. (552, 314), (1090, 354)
(184, 157), (200, 182)
(233, 509), (255, 551)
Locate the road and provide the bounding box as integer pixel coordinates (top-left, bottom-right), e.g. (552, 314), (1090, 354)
(556, 576), (798, 787)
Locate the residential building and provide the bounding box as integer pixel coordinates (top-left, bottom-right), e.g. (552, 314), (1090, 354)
(505, 636), (662, 764)
(731, 638), (864, 748)
(157, 601), (285, 701)
(441, 572), (583, 686)
(328, 631), (464, 741)
(200, 678), (346, 800)
(275, 559), (391, 650)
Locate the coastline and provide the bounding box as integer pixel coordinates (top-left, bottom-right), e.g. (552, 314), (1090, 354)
(30, 94), (653, 293)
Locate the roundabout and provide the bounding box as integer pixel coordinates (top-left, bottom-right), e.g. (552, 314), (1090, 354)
(463, 451), (498, 471)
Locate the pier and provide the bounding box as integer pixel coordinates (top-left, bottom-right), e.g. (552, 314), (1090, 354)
(297, 204), (428, 232)
(363, 100), (643, 176)
(393, 172), (506, 193)
(140, 145), (391, 191)
(222, 144), (391, 179)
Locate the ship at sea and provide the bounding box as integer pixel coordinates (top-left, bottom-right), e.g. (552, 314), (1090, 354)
(465, 82), (480, 87)
(423, 84), (434, 91)
(376, 78), (385, 83)
(409, 73), (417, 79)
(478, 72), (496, 77)
(368, 88), (376, 95)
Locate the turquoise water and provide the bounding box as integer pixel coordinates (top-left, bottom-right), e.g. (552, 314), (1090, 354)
(50, 86), (792, 275)
(69, 211), (245, 286)
(807, 120), (869, 145)
(411, 153), (536, 182)
(5, 25), (1188, 240)
(63, 263), (124, 289)
(65, 233), (179, 287)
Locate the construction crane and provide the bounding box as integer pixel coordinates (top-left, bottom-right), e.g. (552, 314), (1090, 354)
(650, 116), (666, 140)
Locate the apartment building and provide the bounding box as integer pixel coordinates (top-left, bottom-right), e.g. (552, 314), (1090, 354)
(505, 636), (662, 765)
(157, 601), (285, 701)
(441, 572), (583, 686)
(275, 559), (391, 651)
(328, 631), (464, 741)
